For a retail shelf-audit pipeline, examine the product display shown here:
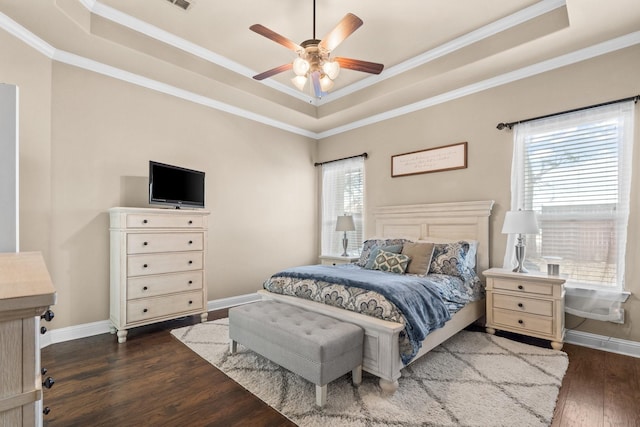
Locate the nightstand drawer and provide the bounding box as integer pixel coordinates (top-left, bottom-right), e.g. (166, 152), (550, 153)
(492, 277), (553, 296)
(493, 309), (553, 335)
(493, 293), (553, 317)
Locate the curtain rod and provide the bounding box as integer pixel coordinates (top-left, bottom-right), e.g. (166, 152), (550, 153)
(314, 152), (368, 167)
(496, 95), (640, 130)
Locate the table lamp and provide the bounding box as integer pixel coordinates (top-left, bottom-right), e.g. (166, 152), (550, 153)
(335, 215), (356, 257)
(502, 209), (539, 273)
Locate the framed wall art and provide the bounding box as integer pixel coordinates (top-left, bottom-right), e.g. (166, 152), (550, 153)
(391, 142), (467, 177)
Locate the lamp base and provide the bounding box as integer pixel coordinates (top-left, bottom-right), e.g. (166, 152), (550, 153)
(341, 233), (349, 257)
(512, 265), (529, 273)
(513, 236), (529, 273)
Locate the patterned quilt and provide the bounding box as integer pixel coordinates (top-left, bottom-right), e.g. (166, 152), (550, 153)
(262, 264), (484, 364)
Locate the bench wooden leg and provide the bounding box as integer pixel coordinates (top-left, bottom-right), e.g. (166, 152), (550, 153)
(352, 365), (362, 386)
(315, 384), (327, 407)
(229, 339), (237, 354)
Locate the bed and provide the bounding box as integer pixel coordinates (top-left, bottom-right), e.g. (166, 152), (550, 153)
(258, 200), (494, 394)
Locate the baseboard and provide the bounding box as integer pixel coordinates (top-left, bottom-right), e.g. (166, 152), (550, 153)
(42, 293), (262, 347)
(565, 329), (640, 358)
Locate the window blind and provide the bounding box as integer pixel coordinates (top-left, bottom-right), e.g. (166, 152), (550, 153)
(321, 157), (364, 257)
(508, 101), (634, 291)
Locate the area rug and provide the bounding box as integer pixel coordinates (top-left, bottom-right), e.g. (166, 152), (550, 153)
(171, 318), (568, 426)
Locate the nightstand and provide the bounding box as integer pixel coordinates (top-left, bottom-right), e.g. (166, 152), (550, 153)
(319, 255), (359, 266)
(483, 267), (566, 350)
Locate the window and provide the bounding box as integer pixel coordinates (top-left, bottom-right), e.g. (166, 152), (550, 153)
(320, 157), (364, 256)
(506, 101), (635, 293)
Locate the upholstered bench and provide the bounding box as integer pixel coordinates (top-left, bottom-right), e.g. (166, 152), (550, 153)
(228, 300), (364, 407)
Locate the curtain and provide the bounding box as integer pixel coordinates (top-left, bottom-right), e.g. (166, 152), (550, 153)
(320, 157), (364, 256)
(504, 101), (635, 322)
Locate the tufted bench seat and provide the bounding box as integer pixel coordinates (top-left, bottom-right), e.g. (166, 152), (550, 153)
(228, 300), (364, 407)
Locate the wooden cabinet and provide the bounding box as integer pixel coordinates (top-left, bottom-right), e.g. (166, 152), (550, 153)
(319, 255), (359, 266)
(109, 207), (209, 343)
(0, 252), (56, 427)
(483, 267), (565, 350)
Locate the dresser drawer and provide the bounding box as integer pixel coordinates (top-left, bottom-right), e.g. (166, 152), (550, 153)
(127, 252), (203, 277)
(127, 232), (204, 254)
(492, 293), (553, 317)
(492, 277), (553, 296)
(126, 214), (204, 229)
(127, 290), (204, 323)
(127, 271), (203, 300)
(492, 309), (553, 335)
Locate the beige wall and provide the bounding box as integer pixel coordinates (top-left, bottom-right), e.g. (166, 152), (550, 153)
(2, 34), (317, 329)
(318, 45), (640, 343)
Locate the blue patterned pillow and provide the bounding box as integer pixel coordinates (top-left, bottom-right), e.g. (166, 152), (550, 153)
(364, 244), (404, 269)
(429, 241), (471, 277)
(372, 250), (410, 274)
(356, 239), (409, 267)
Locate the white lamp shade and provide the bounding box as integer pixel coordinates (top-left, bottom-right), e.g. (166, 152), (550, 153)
(292, 57), (310, 76)
(335, 215), (355, 232)
(291, 75), (307, 91)
(322, 60), (340, 79)
(319, 75), (334, 92)
(502, 210), (539, 234)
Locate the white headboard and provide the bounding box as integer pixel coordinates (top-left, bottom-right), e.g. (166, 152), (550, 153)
(373, 200), (495, 275)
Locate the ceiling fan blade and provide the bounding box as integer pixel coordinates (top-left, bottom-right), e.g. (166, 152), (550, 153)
(335, 57), (384, 74)
(318, 13), (363, 52)
(253, 63), (293, 80)
(311, 71), (324, 98)
(250, 24), (303, 52)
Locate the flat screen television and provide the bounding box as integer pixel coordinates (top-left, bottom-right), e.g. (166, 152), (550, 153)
(149, 161), (205, 209)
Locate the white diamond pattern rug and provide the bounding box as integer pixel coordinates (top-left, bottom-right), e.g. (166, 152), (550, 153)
(171, 319), (568, 426)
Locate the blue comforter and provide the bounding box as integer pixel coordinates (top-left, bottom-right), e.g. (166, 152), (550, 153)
(268, 265), (451, 364)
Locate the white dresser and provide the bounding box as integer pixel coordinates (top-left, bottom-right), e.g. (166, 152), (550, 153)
(109, 207), (210, 343)
(0, 252), (56, 427)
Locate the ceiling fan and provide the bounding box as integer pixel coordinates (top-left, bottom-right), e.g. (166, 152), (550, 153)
(249, 0), (384, 98)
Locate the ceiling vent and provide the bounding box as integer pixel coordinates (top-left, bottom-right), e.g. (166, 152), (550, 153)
(166, 0), (192, 11)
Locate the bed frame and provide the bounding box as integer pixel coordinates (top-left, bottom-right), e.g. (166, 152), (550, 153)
(258, 200), (495, 394)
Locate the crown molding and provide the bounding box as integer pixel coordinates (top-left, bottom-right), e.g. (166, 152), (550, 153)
(1, 10), (638, 139)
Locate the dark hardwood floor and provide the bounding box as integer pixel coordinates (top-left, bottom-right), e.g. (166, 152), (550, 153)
(41, 309), (640, 426)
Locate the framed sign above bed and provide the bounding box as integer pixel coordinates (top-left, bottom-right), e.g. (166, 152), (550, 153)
(391, 142), (467, 177)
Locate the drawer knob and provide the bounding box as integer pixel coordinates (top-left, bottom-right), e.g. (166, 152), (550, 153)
(188, 240), (193, 244)
(41, 309), (55, 322)
(41, 326), (47, 335)
(143, 308), (148, 313)
(188, 280), (193, 284)
(518, 319), (524, 325)
(143, 241), (148, 246)
(517, 303), (524, 308)
(42, 367), (48, 375)
(188, 260), (193, 265)
(43, 407), (51, 415)
(143, 286), (148, 291)
(188, 300), (193, 305)
(143, 219), (148, 224)
(188, 220), (193, 224)
(517, 285), (524, 290)
(43, 377), (55, 389)
(143, 264), (148, 268)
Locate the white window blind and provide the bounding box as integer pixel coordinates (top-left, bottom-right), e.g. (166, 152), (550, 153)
(321, 157), (364, 256)
(505, 101), (635, 293)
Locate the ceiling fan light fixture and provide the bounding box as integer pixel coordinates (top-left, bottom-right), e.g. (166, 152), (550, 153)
(292, 57), (310, 76)
(291, 75), (308, 91)
(322, 60), (340, 80)
(319, 74), (334, 92)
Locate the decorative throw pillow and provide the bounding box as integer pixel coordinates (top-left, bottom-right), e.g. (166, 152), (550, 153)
(356, 238), (409, 267)
(401, 242), (435, 275)
(364, 244), (404, 269)
(372, 250), (411, 274)
(429, 241), (471, 277)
